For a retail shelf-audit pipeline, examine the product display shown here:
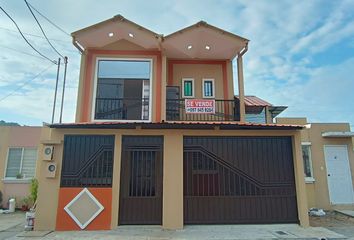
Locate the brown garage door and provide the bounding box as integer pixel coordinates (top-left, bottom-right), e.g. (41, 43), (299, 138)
(183, 136), (298, 224)
(119, 136), (163, 225)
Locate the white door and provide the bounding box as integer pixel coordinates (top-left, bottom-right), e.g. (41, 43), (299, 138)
(324, 145), (354, 204)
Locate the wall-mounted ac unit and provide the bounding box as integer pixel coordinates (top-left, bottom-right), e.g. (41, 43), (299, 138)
(43, 145), (54, 161)
(46, 162), (57, 178)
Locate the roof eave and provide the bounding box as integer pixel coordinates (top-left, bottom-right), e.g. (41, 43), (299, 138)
(49, 122), (303, 130)
(164, 21), (249, 43)
(71, 14), (160, 37)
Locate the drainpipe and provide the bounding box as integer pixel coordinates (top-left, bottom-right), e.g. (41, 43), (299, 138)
(72, 37), (84, 53)
(237, 43), (248, 122)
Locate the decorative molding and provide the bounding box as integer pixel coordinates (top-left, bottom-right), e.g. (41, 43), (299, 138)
(64, 188), (104, 229)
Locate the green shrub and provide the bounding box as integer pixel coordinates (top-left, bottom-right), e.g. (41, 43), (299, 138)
(30, 178), (39, 203)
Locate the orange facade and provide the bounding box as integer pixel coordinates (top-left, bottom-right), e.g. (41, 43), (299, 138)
(56, 188), (112, 230)
(80, 49), (162, 122)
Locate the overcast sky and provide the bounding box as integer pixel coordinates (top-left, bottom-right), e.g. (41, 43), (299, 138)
(0, 0), (353, 127)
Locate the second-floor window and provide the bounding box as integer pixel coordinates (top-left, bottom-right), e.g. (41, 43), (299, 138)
(202, 79), (215, 98)
(94, 59), (152, 121)
(182, 78), (194, 98)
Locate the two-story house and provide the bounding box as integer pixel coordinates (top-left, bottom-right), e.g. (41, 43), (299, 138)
(34, 15), (309, 231)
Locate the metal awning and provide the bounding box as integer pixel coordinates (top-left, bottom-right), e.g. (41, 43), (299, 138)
(322, 132), (354, 138)
(269, 106), (288, 118)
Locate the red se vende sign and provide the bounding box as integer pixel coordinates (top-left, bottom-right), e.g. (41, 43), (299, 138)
(185, 99), (215, 114)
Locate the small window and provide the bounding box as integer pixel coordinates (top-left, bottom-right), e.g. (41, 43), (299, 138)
(302, 144), (314, 182)
(182, 78), (194, 98)
(202, 79), (215, 98)
(5, 147), (37, 179)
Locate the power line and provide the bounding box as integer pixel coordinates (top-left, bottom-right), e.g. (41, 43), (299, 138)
(0, 26), (71, 43)
(0, 44), (46, 60)
(0, 6), (57, 64)
(24, 0), (64, 58)
(0, 64), (54, 102)
(27, 2), (71, 37)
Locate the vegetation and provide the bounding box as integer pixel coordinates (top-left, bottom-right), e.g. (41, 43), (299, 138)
(21, 196), (31, 211)
(16, 172), (23, 179)
(0, 120), (20, 126)
(30, 178), (39, 204)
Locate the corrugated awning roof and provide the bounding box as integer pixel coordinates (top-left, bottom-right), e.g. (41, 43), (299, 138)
(235, 96), (272, 107)
(49, 121), (303, 130)
(235, 95), (288, 118)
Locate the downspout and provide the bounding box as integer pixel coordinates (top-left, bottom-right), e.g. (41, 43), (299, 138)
(72, 37), (84, 53)
(237, 42), (248, 122)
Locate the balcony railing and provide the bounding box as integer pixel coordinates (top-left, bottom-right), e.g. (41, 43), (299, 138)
(166, 99), (239, 121)
(95, 98), (149, 120)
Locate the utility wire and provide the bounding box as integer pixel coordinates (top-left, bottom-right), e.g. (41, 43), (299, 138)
(0, 44), (65, 65)
(0, 6), (57, 65)
(27, 2), (70, 36)
(0, 26), (70, 43)
(24, 0), (64, 58)
(0, 44), (46, 60)
(0, 64), (54, 102)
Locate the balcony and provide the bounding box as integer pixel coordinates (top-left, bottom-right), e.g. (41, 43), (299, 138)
(166, 99), (239, 121)
(95, 98), (149, 121)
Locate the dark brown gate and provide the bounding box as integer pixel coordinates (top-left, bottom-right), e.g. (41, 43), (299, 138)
(119, 136), (163, 225)
(183, 136), (298, 224)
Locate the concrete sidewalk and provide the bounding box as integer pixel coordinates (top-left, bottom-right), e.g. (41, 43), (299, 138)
(0, 212), (25, 240)
(9, 224), (346, 240)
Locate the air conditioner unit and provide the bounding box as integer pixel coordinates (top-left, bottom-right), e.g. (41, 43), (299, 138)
(43, 145), (54, 161)
(46, 162), (57, 178)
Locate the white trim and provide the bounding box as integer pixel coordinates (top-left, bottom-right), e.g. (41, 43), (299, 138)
(19, 148), (24, 176)
(202, 78), (215, 98)
(301, 142), (311, 146)
(2, 178), (32, 184)
(3, 148), (10, 179)
(64, 188), (104, 229)
(91, 57), (153, 122)
(181, 78), (195, 98)
(305, 177), (315, 183)
(322, 131), (354, 138)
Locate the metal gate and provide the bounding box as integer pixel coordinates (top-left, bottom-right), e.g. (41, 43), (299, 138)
(119, 136), (163, 225)
(61, 135), (115, 187)
(183, 136), (298, 224)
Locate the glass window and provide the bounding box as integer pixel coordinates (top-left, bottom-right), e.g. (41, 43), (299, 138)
(95, 60), (151, 120)
(182, 78), (194, 98)
(203, 79), (214, 98)
(245, 107), (266, 123)
(302, 145), (313, 179)
(5, 148), (22, 178)
(5, 147), (37, 178)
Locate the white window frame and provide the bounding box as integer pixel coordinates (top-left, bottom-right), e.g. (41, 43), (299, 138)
(181, 78), (195, 98)
(91, 57), (153, 122)
(4, 147), (37, 180)
(301, 142), (315, 183)
(202, 78), (215, 98)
